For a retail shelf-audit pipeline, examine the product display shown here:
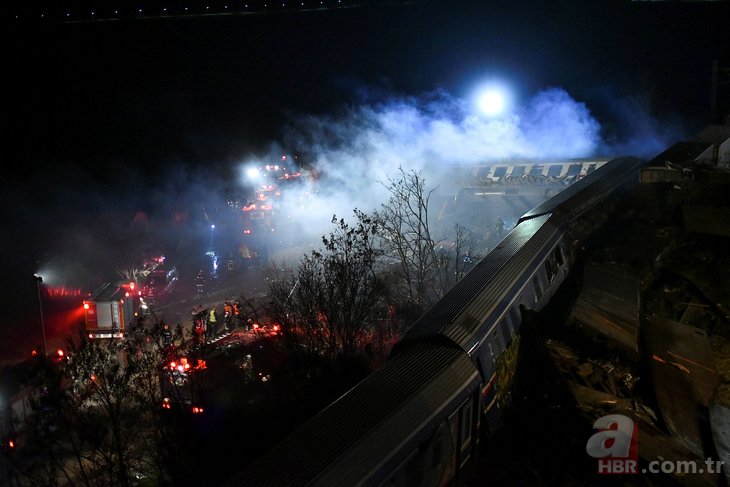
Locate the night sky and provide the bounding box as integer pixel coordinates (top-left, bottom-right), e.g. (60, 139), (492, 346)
(2, 0), (729, 364)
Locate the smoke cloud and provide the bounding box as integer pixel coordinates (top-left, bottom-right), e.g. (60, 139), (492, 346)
(1, 83), (683, 364)
(11, 85), (680, 294)
(258, 87), (605, 244)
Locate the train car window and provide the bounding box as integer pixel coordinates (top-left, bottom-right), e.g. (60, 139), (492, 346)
(460, 399), (473, 452)
(511, 165), (525, 177)
(545, 260), (556, 283)
(554, 245), (564, 266)
(493, 331), (504, 354)
(529, 165), (543, 177)
(381, 450), (417, 487)
(500, 320), (512, 346)
(429, 424), (452, 472)
(547, 165), (562, 177)
(493, 166), (507, 178)
(532, 274), (543, 302)
(509, 306), (521, 331)
(396, 424), (454, 487)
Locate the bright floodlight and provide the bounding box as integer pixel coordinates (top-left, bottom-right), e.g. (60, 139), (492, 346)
(471, 80), (513, 117)
(246, 167), (261, 180)
(477, 88), (507, 116)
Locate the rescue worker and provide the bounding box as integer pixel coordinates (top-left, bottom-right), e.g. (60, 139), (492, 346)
(223, 301), (233, 332)
(192, 306), (206, 347)
(161, 322), (173, 347)
(233, 300), (243, 329)
(207, 306), (219, 340)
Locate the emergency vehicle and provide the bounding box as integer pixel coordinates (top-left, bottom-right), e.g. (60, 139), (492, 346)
(82, 281), (141, 339)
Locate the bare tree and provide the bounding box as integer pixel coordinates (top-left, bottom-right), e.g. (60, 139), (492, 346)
(7, 319), (188, 486)
(374, 167), (442, 310)
(266, 210), (386, 359)
(434, 223), (481, 295)
(266, 261), (325, 354)
(117, 266), (142, 283)
(453, 224), (480, 281)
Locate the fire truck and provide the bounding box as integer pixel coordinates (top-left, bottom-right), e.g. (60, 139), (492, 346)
(82, 281), (141, 339)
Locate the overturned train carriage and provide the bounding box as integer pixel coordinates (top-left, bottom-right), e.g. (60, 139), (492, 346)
(226, 156), (645, 486)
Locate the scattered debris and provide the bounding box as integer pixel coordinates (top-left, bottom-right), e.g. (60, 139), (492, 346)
(568, 263), (641, 361)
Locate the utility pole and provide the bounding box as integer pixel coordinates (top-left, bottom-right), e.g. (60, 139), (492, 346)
(33, 274), (47, 356)
(711, 59), (730, 123)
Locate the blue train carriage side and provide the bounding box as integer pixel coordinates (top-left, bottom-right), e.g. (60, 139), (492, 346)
(225, 156), (645, 487)
(393, 155), (645, 435)
(391, 212), (566, 433)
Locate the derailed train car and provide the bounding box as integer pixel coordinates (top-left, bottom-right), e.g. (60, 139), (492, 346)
(225, 156), (645, 487)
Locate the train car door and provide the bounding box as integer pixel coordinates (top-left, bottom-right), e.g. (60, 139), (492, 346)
(451, 392), (478, 483)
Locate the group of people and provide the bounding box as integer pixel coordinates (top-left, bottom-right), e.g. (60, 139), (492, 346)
(191, 305), (220, 344)
(189, 299), (252, 345)
(222, 299), (253, 332)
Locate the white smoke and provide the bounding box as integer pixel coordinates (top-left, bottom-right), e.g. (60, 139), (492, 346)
(255, 86), (603, 244)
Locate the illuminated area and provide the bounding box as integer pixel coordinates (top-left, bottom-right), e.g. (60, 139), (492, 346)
(2, 1), (725, 486)
(45, 286), (82, 298)
(83, 281), (140, 339)
(245, 166), (261, 180)
(479, 90), (504, 115)
(4, 78), (621, 367)
(223, 81), (612, 255)
(473, 82), (512, 117)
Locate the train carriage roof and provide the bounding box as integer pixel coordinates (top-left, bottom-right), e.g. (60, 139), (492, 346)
(393, 213), (560, 353)
(225, 342), (479, 487)
(518, 156), (644, 224)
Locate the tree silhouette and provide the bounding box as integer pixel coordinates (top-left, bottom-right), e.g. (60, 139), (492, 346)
(3, 319), (191, 486)
(266, 210), (387, 359)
